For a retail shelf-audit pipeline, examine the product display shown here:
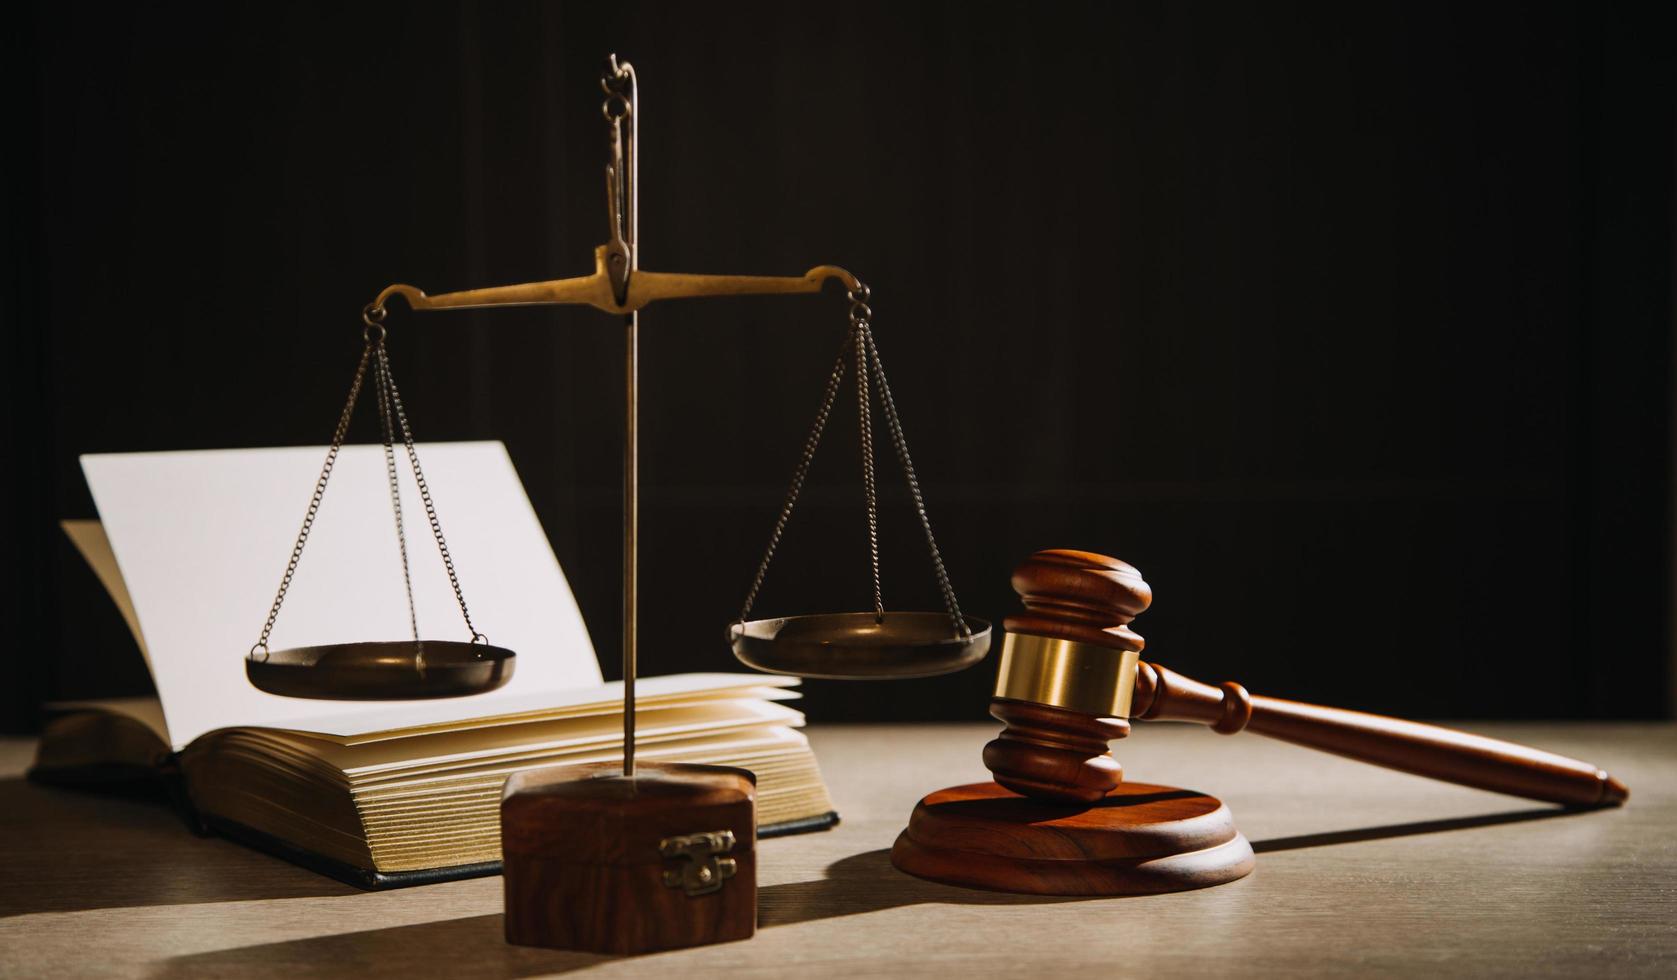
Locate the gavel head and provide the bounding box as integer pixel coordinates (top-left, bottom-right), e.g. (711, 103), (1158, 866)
(983, 549), (1152, 804)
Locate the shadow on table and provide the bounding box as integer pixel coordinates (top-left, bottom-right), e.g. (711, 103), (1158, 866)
(761, 806), (1593, 927)
(148, 849), (1059, 979)
(146, 914), (614, 980)
(147, 807), (1597, 975)
(0, 777), (360, 917)
(759, 847), (1078, 927)
(1250, 806), (1587, 853)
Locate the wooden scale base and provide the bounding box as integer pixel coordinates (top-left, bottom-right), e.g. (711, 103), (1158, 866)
(890, 780), (1254, 896)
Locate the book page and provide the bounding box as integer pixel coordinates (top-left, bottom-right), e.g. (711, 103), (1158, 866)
(267, 673), (801, 744)
(80, 442), (604, 748)
(275, 699), (806, 773)
(61, 520), (152, 674)
(46, 697), (170, 745)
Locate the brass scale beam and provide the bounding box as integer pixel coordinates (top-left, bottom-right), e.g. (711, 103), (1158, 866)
(365, 57), (857, 778)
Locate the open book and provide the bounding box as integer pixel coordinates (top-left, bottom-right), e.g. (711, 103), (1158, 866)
(31, 444), (835, 888)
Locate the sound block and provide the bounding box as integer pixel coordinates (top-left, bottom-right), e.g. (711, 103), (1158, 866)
(890, 780), (1254, 895)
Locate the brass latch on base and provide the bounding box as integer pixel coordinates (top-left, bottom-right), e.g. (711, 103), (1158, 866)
(659, 830), (738, 896)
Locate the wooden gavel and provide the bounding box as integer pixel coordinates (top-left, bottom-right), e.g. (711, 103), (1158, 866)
(984, 549), (1629, 808)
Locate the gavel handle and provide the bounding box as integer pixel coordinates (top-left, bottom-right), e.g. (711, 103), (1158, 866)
(1132, 661), (1628, 808)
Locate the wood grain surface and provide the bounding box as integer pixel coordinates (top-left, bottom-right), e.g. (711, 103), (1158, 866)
(501, 762), (756, 953)
(1, 722), (1673, 979)
(1133, 661), (1630, 807)
(891, 779), (1254, 894)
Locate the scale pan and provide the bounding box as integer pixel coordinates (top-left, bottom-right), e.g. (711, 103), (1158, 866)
(246, 640), (516, 700)
(731, 611), (991, 680)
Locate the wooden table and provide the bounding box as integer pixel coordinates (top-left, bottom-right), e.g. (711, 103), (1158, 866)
(2, 722), (1673, 978)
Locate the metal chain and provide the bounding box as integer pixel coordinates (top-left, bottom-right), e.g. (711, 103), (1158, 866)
(250, 314), (486, 658)
(736, 319), (858, 624)
(251, 337), (375, 658)
(735, 282), (969, 637)
(374, 343), (485, 642)
(853, 288), (883, 622)
(374, 350), (420, 642)
(860, 323), (970, 637)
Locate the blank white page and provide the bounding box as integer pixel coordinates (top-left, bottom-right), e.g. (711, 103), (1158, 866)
(81, 442), (603, 748)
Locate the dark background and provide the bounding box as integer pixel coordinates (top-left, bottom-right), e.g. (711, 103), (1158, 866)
(4, 1), (1673, 732)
